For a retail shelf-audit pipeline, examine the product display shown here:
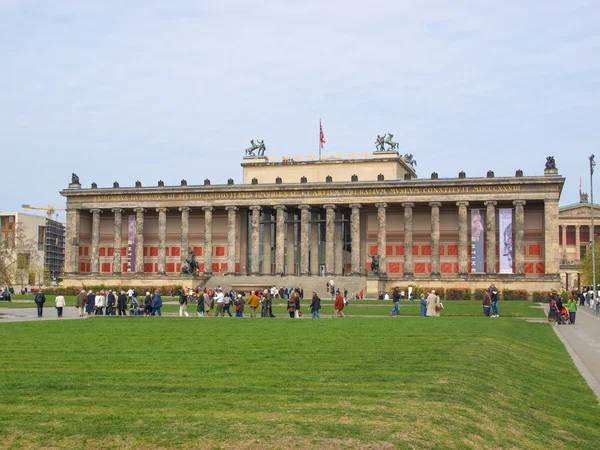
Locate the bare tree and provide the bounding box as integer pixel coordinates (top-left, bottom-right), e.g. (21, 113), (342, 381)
(0, 223), (40, 289)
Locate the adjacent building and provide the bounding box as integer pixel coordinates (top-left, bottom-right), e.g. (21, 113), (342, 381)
(59, 151), (565, 296)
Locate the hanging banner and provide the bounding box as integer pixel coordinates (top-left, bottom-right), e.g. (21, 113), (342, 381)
(499, 208), (513, 273)
(127, 215), (136, 272)
(470, 209), (484, 273)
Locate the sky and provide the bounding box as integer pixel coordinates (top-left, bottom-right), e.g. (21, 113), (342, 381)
(1, 0), (599, 221)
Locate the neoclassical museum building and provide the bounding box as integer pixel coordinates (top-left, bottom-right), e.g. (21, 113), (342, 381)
(60, 151), (564, 295)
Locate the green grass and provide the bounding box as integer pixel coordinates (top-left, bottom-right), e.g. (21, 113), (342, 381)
(1, 296), (546, 318)
(0, 318), (598, 449)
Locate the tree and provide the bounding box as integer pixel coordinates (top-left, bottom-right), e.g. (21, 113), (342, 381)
(577, 243), (600, 288)
(403, 153), (417, 168)
(0, 223), (39, 288)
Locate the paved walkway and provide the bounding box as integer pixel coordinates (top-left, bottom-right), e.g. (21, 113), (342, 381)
(551, 305), (600, 400)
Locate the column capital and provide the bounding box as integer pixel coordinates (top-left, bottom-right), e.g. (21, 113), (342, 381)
(349, 203), (362, 209)
(273, 205), (286, 211)
(156, 207), (168, 213)
(90, 208), (102, 214)
(484, 200), (498, 207)
(225, 206), (238, 211)
(249, 205), (262, 211)
(456, 201), (469, 207)
(66, 206), (81, 212)
(374, 202), (387, 209)
(428, 202), (442, 208)
(324, 204), (336, 209)
(134, 207), (145, 213)
(111, 208), (123, 213)
(298, 204), (311, 210)
(401, 202), (415, 208)
(178, 206), (191, 212)
(202, 206), (214, 212)
(512, 200), (526, 206)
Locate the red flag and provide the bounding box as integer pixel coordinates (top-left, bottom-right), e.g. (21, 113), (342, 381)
(320, 121), (326, 149)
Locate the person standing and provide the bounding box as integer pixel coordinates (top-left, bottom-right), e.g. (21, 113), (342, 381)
(179, 290), (189, 317)
(247, 290), (259, 318)
(223, 293), (233, 317)
(213, 288), (225, 317)
(76, 289), (86, 317)
(390, 288), (400, 316)
(151, 290), (163, 316)
(86, 290), (95, 316)
(490, 284), (499, 317)
(106, 290), (116, 316)
(333, 289), (345, 318)
(426, 290), (440, 317)
(117, 291), (128, 316)
(568, 294), (577, 324)
(482, 289), (492, 317)
(235, 293), (245, 318)
(55, 294), (66, 318)
(290, 290), (300, 318)
(419, 293), (427, 316)
(94, 291), (105, 315)
(310, 292), (321, 318)
(34, 291), (46, 317)
(287, 294), (297, 318)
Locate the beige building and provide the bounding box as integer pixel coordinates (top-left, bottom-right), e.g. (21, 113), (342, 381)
(558, 193), (598, 291)
(60, 151), (564, 296)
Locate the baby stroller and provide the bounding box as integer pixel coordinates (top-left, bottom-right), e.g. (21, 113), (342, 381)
(557, 306), (570, 325)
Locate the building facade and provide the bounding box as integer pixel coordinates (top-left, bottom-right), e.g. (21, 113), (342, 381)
(60, 152), (564, 296)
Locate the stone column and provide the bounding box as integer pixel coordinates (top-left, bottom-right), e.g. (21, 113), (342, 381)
(157, 208), (167, 274)
(310, 211), (320, 275)
(225, 206), (237, 274)
(324, 204), (336, 275)
(457, 201), (469, 275)
(350, 204), (361, 275)
(250, 205), (261, 275)
(90, 208), (101, 274)
(179, 207), (190, 265)
(202, 206), (213, 275)
(286, 215), (295, 275)
(513, 200), (526, 275)
(402, 203), (414, 277)
(134, 208), (145, 274)
(575, 225), (581, 261)
(112, 208), (123, 274)
(274, 206), (286, 274)
(485, 201), (497, 274)
(561, 224), (567, 256)
(429, 202), (441, 277)
(299, 205), (310, 275)
(64, 208), (80, 273)
(375, 202), (387, 275)
(262, 213), (271, 274)
(334, 211), (343, 275)
(544, 199), (560, 274)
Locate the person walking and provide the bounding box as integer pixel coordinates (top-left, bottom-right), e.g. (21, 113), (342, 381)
(86, 290), (95, 316)
(333, 289), (346, 318)
(247, 290), (259, 317)
(568, 294), (577, 324)
(490, 284), (499, 317)
(235, 293), (245, 317)
(223, 292), (233, 317)
(76, 289), (86, 317)
(420, 293), (427, 316)
(426, 290), (440, 317)
(390, 288), (400, 316)
(310, 292), (321, 318)
(117, 291), (128, 316)
(482, 288), (492, 317)
(34, 292), (45, 317)
(106, 290), (116, 316)
(151, 290), (163, 316)
(179, 290), (189, 317)
(55, 294), (66, 318)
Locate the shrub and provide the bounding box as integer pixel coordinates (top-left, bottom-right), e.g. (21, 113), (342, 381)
(445, 288), (471, 300)
(532, 291), (548, 302)
(473, 288), (487, 300)
(502, 289), (528, 301)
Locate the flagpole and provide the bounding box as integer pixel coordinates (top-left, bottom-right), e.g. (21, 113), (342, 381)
(319, 118), (322, 161)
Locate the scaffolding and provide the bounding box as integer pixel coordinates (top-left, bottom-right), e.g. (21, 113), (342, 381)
(44, 218), (65, 279)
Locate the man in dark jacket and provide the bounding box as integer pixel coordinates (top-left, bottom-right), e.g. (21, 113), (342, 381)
(86, 290), (95, 317)
(117, 291), (128, 316)
(34, 291), (46, 317)
(106, 290), (116, 316)
(151, 290), (163, 316)
(310, 292), (321, 318)
(390, 288), (400, 316)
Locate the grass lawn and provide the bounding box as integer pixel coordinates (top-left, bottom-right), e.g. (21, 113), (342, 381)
(0, 318), (598, 449)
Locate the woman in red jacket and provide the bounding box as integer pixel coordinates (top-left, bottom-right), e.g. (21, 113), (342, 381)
(334, 289), (345, 318)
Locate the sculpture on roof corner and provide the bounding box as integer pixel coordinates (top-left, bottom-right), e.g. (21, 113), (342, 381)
(245, 139), (266, 157)
(71, 173), (80, 184)
(545, 156), (556, 170)
(375, 134), (398, 152)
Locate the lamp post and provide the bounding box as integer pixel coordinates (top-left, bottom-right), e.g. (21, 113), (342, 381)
(590, 154), (597, 314)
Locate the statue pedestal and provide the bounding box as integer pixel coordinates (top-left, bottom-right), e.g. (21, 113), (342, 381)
(68, 182), (81, 189)
(243, 156), (268, 164)
(373, 151), (399, 159)
(544, 168), (559, 177)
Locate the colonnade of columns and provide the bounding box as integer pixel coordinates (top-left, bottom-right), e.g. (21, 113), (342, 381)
(63, 199), (552, 277)
(559, 224), (584, 262)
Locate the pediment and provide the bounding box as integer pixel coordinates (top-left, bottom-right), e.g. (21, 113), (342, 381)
(559, 204), (599, 218)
